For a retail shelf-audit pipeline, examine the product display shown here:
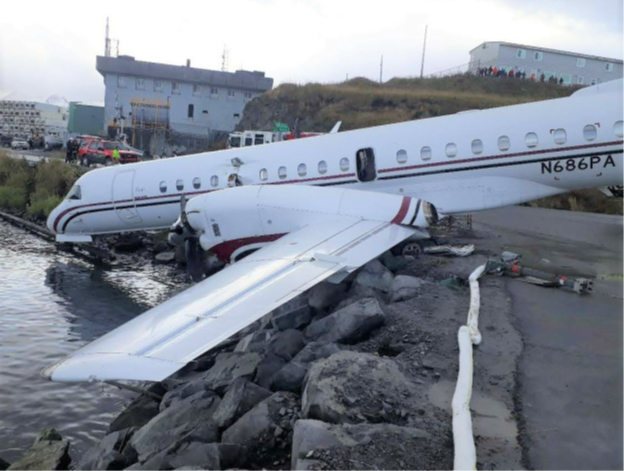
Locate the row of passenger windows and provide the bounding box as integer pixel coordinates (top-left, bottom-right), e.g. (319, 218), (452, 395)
(159, 175), (219, 193)
(395, 121), (623, 163)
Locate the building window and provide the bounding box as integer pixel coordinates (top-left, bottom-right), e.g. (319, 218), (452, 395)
(278, 166), (287, 179)
(516, 49), (526, 59)
(210, 175), (219, 187)
(577, 76), (584, 85)
(583, 124), (597, 141)
(498, 136), (511, 151)
(259, 168), (268, 181)
(553, 128), (567, 145)
(211, 88), (219, 96)
(445, 143), (457, 158)
(136, 78), (145, 90)
(614, 121), (623, 138)
(525, 132), (538, 148)
(233, 113), (240, 118)
(561, 74), (571, 85)
(193, 177), (201, 189)
(172, 82), (181, 94)
(176, 179), (184, 191)
(471, 139), (483, 155)
(591, 78), (597, 85)
(188, 104), (194, 119)
(318, 160), (328, 174)
(154, 80), (163, 92)
(193, 84), (202, 96)
(576, 58), (586, 68)
(605, 62), (614, 72)
(533, 51), (543, 61)
(396, 150), (407, 164)
(159, 181), (167, 193)
(340, 157), (350, 170)
(202, 110), (208, 115)
(420, 146), (432, 161)
(117, 76), (127, 88)
(227, 89), (235, 98)
(298, 163), (307, 177)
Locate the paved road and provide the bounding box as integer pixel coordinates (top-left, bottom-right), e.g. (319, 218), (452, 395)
(473, 206), (623, 470)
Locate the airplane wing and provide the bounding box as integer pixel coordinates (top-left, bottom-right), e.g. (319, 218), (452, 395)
(43, 217), (418, 383)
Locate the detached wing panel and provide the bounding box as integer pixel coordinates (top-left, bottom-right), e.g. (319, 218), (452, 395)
(44, 219), (416, 383)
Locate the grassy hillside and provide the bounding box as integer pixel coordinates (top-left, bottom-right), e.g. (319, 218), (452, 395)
(237, 74), (578, 132)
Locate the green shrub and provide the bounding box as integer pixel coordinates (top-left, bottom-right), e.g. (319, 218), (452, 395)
(0, 186), (27, 211)
(27, 195), (63, 219)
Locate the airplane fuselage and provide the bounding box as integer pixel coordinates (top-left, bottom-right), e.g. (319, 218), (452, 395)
(48, 80), (623, 252)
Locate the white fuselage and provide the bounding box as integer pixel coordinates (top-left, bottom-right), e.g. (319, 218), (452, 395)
(48, 80), (623, 243)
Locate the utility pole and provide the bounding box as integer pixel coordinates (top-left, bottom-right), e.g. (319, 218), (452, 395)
(420, 25), (428, 78)
(379, 55), (384, 84)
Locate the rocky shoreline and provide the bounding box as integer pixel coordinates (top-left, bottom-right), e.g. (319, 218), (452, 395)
(0, 217), (524, 470)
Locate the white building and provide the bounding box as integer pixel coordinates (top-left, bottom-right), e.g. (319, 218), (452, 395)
(0, 100), (68, 139)
(469, 41), (623, 85)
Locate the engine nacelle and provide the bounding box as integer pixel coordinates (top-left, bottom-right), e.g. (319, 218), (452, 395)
(184, 185), (437, 262)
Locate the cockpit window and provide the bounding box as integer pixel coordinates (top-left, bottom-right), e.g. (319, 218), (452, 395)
(66, 185), (81, 200)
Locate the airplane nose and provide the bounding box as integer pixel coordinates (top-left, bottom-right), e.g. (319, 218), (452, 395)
(47, 205), (61, 233)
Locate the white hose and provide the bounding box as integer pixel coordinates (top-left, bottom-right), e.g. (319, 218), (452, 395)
(452, 264), (486, 470)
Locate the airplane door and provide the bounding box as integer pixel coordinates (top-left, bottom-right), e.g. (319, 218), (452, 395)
(356, 148), (377, 182)
(112, 170), (143, 225)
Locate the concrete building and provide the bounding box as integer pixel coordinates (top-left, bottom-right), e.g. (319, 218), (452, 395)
(469, 41), (623, 85)
(0, 100), (68, 143)
(68, 102), (105, 137)
(96, 55), (273, 154)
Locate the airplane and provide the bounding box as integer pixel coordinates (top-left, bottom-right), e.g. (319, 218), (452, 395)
(43, 79), (623, 383)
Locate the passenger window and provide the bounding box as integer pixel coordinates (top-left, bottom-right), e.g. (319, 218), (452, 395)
(497, 136), (511, 151)
(210, 175), (219, 187)
(420, 146), (432, 161)
(245, 137), (253, 147)
(193, 177), (201, 189)
(278, 166), (287, 179)
(396, 150), (407, 164)
(553, 129), (567, 145)
(355, 148), (376, 181)
(159, 181), (167, 193)
(471, 139), (483, 155)
(340, 158), (350, 171)
(525, 132), (538, 148)
(298, 163), (307, 177)
(614, 121), (623, 138)
(445, 143), (458, 158)
(259, 168), (268, 181)
(583, 125), (597, 141)
(176, 179), (184, 191)
(318, 160), (328, 174)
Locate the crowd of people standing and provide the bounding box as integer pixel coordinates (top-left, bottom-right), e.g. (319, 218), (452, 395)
(475, 66), (565, 85)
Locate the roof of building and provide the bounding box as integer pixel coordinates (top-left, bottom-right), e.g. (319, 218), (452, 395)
(96, 56), (274, 92)
(469, 41), (623, 64)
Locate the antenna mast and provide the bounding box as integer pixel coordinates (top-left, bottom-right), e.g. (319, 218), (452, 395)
(105, 17), (111, 57)
(221, 45), (230, 72)
(420, 25), (428, 78)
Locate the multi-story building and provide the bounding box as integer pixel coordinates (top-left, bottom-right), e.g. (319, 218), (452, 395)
(68, 102), (105, 137)
(0, 100), (68, 145)
(469, 41), (623, 85)
(96, 55), (273, 154)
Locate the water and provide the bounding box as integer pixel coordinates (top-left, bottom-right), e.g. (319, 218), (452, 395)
(0, 221), (184, 462)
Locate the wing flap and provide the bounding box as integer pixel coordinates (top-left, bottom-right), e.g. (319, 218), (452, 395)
(44, 218), (417, 383)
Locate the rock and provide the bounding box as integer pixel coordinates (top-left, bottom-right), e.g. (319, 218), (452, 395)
(254, 353), (287, 388)
(136, 442), (220, 470)
(213, 377), (272, 429)
(352, 259), (394, 292)
(0, 458), (9, 471)
(109, 395), (160, 433)
(304, 298), (385, 344)
(270, 361), (308, 393)
(217, 443), (248, 469)
(271, 305), (312, 331)
(379, 250), (409, 272)
(114, 234), (144, 252)
(307, 282), (348, 312)
(8, 430), (70, 470)
(159, 380), (213, 412)
(301, 351), (419, 425)
(78, 428), (135, 470)
(292, 342), (341, 364)
(234, 331), (273, 353)
(154, 251), (176, 264)
(130, 393), (221, 461)
(291, 420), (433, 470)
(221, 391), (299, 448)
(389, 275), (426, 303)
(265, 329), (306, 361)
(202, 352), (262, 394)
(153, 241), (170, 254)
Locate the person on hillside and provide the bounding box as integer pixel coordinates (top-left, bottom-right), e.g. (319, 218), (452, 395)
(112, 146), (121, 164)
(65, 139), (73, 163)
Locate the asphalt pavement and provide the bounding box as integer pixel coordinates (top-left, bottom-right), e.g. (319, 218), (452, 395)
(473, 206), (623, 470)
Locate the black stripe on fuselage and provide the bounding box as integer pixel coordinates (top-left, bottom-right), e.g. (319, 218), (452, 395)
(60, 148), (621, 233)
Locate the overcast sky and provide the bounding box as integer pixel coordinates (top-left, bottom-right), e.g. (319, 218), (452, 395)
(0, 0), (622, 103)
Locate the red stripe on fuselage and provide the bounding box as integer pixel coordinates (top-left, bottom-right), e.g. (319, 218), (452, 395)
(210, 233), (287, 262)
(391, 196), (411, 224)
